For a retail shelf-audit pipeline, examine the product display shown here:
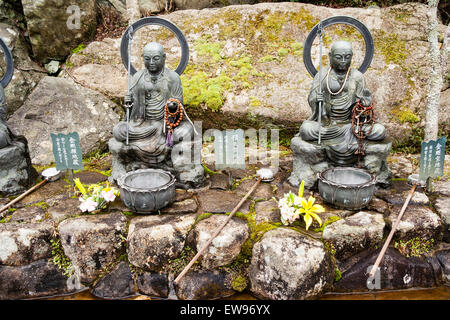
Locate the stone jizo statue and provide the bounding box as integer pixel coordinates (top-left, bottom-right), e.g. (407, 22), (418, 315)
(289, 40), (391, 188)
(299, 40), (386, 165)
(109, 42), (204, 188)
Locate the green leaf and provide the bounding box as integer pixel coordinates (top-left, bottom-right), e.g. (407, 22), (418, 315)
(298, 180), (305, 198)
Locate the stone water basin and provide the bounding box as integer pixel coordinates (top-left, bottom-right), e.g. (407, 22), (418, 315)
(117, 169), (176, 214)
(318, 167), (376, 210)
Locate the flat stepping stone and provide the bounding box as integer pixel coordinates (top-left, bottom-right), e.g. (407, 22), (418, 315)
(209, 173), (231, 190)
(161, 198), (198, 214)
(235, 178), (274, 200)
(386, 205), (443, 241)
(47, 198), (81, 223)
(254, 199), (280, 224)
(196, 189), (250, 214)
(322, 211), (386, 260)
(10, 206), (45, 223)
(74, 171), (108, 185)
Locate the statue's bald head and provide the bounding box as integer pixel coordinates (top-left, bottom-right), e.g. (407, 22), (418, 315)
(143, 42), (165, 56)
(330, 41), (353, 55)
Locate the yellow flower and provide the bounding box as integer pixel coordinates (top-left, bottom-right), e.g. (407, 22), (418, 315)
(299, 196), (324, 230)
(73, 178), (87, 196)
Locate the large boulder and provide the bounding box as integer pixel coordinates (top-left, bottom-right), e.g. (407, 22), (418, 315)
(0, 259), (81, 300)
(189, 214), (249, 269)
(174, 269), (235, 300)
(90, 261), (136, 299)
(386, 205), (443, 242)
(322, 211), (386, 260)
(57, 212), (128, 284)
(8, 76), (121, 165)
(0, 23), (46, 115)
(22, 0), (97, 64)
(0, 222), (54, 266)
(249, 228), (334, 300)
(335, 248), (440, 292)
(127, 214), (196, 271)
(65, 2), (449, 144)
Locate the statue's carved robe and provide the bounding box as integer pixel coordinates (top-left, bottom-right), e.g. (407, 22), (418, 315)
(299, 67), (386, 165)
(113, 67), (194, 164)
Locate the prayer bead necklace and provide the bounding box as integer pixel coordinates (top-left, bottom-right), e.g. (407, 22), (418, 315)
(326, 67), (350, 95)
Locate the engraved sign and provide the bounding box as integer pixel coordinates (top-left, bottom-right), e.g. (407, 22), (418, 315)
(51, 132), (84, 171)
(419, 136), (446, 181)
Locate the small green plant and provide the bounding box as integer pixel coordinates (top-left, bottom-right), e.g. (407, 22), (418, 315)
(72, 43), (86, 54)
(50, 238), (74, 278)
(394, 237), (435, 257)
(231, 274), (248, 292)
(335, 267), (342, 282)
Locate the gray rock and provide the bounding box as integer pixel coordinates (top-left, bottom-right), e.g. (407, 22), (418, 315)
(58, 212), (128, 284)
(387, 155), (413, 178)
(22, 0), (97, 63)
(44, 60), (60, 74)
(160, 198), (198, 214)
(174, 270), (234, 300)
(366, 197), (390, 214)
(0, 23), (45, 114)
(434, 197), (450, 241)
(209, 173), (231, 190)
(250, 228), (334, 300)
(190, 214), (249, 269)
(254, 199), (280, 224)
(435, 250), (450, 284)
(0, 259), (81, 299)
(434, 179), (450, 197)
(0, 143), (37, 196)
(137, 272), (169, 298)
(335, 248), (439, 292)
(127, 214), (196, 271)
(0, 222), (54, 266)
(8, 76), (121, 165)
(196, 189), (250, 214)
(9, 206), (45, 223)
(386, 205), (443, 242)
(235, 178), (274, 200)
(322, 211), (386, 260)
(91, 261), (136, 299)
(47, 198), (82, 223)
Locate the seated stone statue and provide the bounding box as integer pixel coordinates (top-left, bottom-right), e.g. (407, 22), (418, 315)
(289, 40), (391, 188)
(0, 85), (37, 195)
(109, 42), (205, 188)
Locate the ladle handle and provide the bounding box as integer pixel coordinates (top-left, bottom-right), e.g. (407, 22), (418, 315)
(174, 177), (263, 286)
(0, 179), (48, 217)
(368, 183), (416, 278)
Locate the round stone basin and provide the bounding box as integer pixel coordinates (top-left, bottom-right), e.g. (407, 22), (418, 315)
(117, 169), (176, 214)
(318, 167), (376, 210)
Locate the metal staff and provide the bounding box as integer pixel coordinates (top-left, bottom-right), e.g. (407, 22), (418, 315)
(126, 25), (134, 146)
(317, 21), (324, 145)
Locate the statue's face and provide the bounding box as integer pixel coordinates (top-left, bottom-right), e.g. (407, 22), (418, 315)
(329, 48), (353, 72)
(143, 49), (166, 73)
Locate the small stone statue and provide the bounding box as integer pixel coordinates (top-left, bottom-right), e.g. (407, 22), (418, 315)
(289, 40), (391, 188)
(0, 85), (37, 196)
(109, 42), (205, 188)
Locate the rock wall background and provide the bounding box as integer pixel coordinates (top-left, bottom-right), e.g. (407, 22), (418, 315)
(0, 1), (448, 165)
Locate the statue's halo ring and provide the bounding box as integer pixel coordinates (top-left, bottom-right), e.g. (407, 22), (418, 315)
(303, 16), (374, 77)
(120, 17), (189, 76)
(0, 37), (14, 88)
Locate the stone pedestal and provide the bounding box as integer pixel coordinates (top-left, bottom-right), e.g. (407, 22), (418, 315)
(0, 142), (37, 196)
(288, 135), (392, 189)
(108, 138), (205, 189)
